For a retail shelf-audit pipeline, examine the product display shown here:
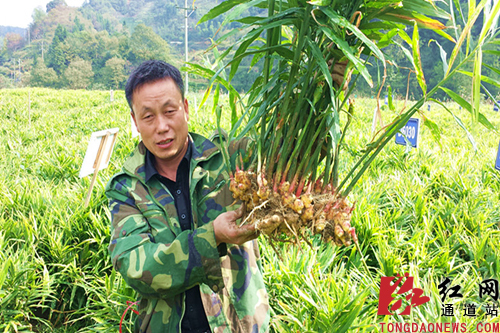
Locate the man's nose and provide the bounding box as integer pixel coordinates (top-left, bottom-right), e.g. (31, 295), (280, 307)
(156, 114), (170, 132)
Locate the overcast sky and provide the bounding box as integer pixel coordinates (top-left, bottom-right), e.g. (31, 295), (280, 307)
(0, 0), (86, 29)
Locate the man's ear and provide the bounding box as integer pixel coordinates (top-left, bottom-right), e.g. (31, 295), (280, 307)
(184, 98), (189, 122)
(131, 111), (139, 132)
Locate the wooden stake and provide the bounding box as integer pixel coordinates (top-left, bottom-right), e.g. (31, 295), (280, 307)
(84, 132), (110, 207)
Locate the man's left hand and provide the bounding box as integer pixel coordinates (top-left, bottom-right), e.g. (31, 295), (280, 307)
(213, 204), (258, 246)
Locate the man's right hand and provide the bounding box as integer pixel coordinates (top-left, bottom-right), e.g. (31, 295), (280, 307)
(213, 204), (258, 246)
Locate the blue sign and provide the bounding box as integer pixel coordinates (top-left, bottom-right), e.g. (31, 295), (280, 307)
(395, 118), (420, 148)
(427, 104), (431, 111)
(496, 140), (500, 171)
(385, 95), (388, 105)
(494, 101), (499, 112)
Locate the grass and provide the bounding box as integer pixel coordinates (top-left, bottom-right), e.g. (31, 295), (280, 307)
(0, 88), (499, 332)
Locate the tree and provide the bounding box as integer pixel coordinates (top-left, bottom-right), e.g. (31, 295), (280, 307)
(102, 56), (127, 89)
(73, 16), (85, 32)
(46, 0), (67, 13)
(128, 24), (170, 65)
(46, 24), (68, 74)
(3, 33), (25, 55)
(64, 58), (93, 89)
(30, 61), (58, 87)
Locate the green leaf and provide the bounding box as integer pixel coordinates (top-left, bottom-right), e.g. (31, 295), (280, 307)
(0, 258), (11, 289)
(388, 86), (395, 111)
(198, 0), (252, 24)
(483, 62), (500, 77)
(307, 0), (332, 5)
(320, 8), (385, 63)
(377, 29), (400, 49)
(483, 49), (500, 56)
(412, 21), (427, 95)
(420, 112), (442, 148)
(446, 0), (487, 76)
(439, 86), (496, 131)
(397, 29), (412, 46)
(306, 38), (334, 102)
(429, 39), (449, 76)
(399, 0), (452, 19)
(229, 90), (238, 129)
(183, 62), (240, 99)
(478, 0), (500, 42)
(472, 49), (482, 122)
(458, 67), (500, 89)
(330, 290), (368, 333)
(429, 99), (477, 151)
(393, 40), (415, 69)
(319, 26), (373, 87)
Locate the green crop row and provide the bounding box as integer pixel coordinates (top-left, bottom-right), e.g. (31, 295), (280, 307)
(0, 88), (499, 332)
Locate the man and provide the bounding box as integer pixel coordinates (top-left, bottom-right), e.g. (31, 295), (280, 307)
(106, 60), (269, 333)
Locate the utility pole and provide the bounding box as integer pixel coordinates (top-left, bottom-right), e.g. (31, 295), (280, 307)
(178, 1), (196, 95)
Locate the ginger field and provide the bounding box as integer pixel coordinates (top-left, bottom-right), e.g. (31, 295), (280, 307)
(0, 88), (499, 332)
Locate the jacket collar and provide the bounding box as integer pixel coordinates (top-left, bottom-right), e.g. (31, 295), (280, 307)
(121, 132), (220, 184)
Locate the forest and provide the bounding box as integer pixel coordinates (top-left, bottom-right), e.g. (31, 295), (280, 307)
(0, 0), (499, 100)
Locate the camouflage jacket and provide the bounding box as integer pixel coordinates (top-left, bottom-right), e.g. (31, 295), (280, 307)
(105, 132), (269, 333)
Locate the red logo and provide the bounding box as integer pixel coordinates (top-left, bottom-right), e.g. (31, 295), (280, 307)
(377, 273), (431, 315)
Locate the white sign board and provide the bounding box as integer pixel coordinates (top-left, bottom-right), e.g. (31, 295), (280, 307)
(79, 128), (119, 178)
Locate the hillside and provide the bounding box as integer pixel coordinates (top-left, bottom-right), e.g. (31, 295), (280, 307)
(79, 0), (223, 52)
(0, 0), (498, 99)
(0, 0), (258, 91)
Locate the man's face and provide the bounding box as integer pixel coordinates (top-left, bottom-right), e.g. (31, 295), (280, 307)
(131, 78), (189, 165)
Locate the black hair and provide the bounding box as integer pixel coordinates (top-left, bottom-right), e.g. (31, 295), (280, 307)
(125, 60), (184, 112)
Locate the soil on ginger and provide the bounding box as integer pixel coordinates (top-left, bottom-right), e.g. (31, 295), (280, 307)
(230, 169), (357, 247)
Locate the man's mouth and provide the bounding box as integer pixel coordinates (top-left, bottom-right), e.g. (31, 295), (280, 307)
(157, 139), (173, 145)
